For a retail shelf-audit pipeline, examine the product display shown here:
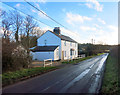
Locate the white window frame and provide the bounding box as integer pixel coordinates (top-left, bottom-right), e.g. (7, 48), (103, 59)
(70, 42), (72, 46)
(64, 41), (66, 46)
(72, 51), (74, 55)
(64, 51), (66, 57)
(70, 49), (72, 56)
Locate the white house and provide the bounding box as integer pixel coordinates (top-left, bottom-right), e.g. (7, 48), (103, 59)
(31, 27), (78, 61)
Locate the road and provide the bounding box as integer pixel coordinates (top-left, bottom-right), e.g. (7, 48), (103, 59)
(3, 53), (108, 94)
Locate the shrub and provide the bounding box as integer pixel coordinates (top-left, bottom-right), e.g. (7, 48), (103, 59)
(2, 39), (32, 73)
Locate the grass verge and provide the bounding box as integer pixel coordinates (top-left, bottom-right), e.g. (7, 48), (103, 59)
(101, 53), (119, 94)
(2, 66), (57, 87)
(62, 53), (103, 64)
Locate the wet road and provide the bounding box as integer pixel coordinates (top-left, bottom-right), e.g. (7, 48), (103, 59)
(3, 53), (108, 93)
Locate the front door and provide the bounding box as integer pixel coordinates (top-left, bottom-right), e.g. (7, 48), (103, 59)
(62, 51), (64, 60)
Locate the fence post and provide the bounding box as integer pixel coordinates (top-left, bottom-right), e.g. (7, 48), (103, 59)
(51, 59), (52, 66)
(44, 60), (45, 67)
(44, 59), (52, 67)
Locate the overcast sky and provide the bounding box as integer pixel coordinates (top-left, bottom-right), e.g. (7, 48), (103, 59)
(0, 0), (118, 45)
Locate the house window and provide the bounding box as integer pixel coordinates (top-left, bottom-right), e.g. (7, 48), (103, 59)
(75, 51), (76, 55)
(70, 42), (72, 46)
(70, 49), (72, 56)
(64, 41), (66, 46)
(75, 43), (76, 47)
(64, 51), (66, 57)
(73, 51), (74, 55)
(44, 39), (47, 45)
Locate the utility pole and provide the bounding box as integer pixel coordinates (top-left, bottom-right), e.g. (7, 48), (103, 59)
(91, 39), (93, 44)
(91, 39), (95, 44)
(94, 39), (95, 44)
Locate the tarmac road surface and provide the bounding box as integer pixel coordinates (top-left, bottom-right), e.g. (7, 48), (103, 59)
(3, 53), (109, 94)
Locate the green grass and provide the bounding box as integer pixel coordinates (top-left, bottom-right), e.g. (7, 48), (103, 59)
(101, 54), (119, 94)
(97, 53), (104, 56)
(2, 66), (57, 87)
(62, 56), (92, 64)
(62, 53), (103, 64)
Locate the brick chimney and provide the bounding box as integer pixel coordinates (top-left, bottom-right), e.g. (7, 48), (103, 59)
(53, 27), (61, 35)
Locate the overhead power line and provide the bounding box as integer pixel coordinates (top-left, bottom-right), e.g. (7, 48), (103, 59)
(24, 0), (69, 29)
(2, 2), (76, 37)
(2, 2), (53, 28)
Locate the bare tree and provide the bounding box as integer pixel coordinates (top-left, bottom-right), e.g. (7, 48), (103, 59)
(24, 16), (38, 37)
(10, 10), (23, 43)
(31, 27), (44, 37)
(2, 11), (13, 40)
(22, 16), (38, 51)
(0, 9), (6, 17)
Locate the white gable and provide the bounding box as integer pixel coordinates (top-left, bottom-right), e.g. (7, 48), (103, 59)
(37, 30), (61, 46)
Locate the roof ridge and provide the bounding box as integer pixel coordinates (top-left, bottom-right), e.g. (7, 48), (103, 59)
(48, 30), (77, 43)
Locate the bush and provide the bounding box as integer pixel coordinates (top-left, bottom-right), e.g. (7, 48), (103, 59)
(11, 45), (32, 69)
(2, 39), (14, 72)
(2, 39), (32, 73)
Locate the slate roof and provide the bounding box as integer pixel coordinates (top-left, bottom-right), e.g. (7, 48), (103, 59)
(48, 30), (77, 43)
(60, 35), (77, 43)
(32, 46), (58, 52)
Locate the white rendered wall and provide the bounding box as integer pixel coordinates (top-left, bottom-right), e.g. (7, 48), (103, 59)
(54, 47), (59, 60)
(37, 31), (61, 59)
(61, 40), (78, 60)
(32, 52), (54, 61)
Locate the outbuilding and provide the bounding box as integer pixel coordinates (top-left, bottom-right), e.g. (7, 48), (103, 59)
(31, 46), (59, 61)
